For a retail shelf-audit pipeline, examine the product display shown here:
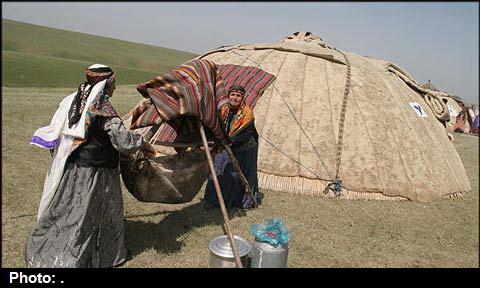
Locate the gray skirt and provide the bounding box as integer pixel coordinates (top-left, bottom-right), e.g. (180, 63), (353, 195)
(25, 162), (126, 268)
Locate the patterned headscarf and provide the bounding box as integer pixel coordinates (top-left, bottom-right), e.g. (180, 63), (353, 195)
(228, 85), (246, 95)
(67, 64), (115, 128)
(220, 85), (254, 137)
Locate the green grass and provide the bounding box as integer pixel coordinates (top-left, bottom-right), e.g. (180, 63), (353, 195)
(2, 19), (198, 87)
(1, 86), (478, 267)
(2, 19), (198, 71)
(2, 50), (168, 87)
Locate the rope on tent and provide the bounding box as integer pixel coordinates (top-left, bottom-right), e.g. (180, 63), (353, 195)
(229, 50), (335, 181)
(387, 64), (450, 122)
(229, 49), (355, 195)
(331, 51), (353, 194)
(259, 135), (331, 182)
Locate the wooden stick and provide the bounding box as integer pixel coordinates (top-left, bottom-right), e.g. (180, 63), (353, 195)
(223, 144), (258, 209)
(152, 140), (215, 148)
(198, 120), (243, 268)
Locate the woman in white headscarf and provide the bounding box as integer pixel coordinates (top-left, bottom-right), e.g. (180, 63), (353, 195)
(26, 64), (155, 268)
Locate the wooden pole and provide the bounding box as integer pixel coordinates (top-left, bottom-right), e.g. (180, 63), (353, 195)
(223, 144), (258, 208)
(197, 120), (243, 268)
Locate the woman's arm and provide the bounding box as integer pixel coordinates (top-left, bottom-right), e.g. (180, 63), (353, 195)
(104, 117), (152, 155)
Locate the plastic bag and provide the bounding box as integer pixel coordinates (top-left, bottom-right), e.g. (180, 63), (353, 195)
(250, 218), (290, 247)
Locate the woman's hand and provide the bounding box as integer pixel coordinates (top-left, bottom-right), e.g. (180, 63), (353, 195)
(199, 141), (215, 151)
(199, 146), (214, 152)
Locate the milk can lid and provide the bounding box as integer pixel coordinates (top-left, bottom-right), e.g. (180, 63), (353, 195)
(209, 235), (250, 258)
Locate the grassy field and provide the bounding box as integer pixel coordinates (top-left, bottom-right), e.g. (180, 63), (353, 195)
(2, 19), (198, 87)
(2, 85), (478, 268)
(2, 50), (166, 87)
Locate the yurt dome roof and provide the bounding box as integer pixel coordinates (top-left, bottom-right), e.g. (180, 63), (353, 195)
(197, 31), (471, 202)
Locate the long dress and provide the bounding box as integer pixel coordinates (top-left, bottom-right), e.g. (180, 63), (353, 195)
(25, 117), (145, 268)
(204, 109), (261, 209)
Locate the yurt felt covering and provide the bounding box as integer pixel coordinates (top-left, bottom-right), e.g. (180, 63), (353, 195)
(123, 32), (471, 203)
(196, 32), (471, 202)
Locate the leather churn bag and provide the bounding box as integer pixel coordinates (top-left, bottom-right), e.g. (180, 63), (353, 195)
(120, 148), (210, 204)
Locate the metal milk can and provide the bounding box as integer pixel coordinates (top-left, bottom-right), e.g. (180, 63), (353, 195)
(250, 240), (288, 268)
(208, 235), (250, 268)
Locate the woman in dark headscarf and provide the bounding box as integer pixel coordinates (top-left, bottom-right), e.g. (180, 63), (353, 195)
(26, 64), (155, 268)
(203, 85), (261, 210)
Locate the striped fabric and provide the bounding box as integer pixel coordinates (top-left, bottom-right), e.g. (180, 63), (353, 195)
(130, 99), (162, 129)
(132, 59), (228, 141)
(217, 64), (276, 108)
(130, 59), (275, 143)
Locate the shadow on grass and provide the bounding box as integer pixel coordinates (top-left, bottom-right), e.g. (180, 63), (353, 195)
(123, 200), (250, 260)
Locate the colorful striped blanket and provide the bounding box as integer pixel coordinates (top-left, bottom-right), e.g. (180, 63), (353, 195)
(130, 59), (275, 143)
(218, 64), (276, 108)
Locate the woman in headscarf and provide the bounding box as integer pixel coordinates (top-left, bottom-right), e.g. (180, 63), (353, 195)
(26, 64), (156, 268)
(203, 85), (261, 210)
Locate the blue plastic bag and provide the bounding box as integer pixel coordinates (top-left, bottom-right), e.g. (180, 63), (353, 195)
(250, 218), (290, 247)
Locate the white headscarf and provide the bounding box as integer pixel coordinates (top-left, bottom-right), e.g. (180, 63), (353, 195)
(31, 79), (108, 221)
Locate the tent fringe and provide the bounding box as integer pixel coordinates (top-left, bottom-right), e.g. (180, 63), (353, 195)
(150, 154), (465, 201)
(258, 172), (466, 201)
(258, 172), (407, 201)
(442, 191), (464, 199)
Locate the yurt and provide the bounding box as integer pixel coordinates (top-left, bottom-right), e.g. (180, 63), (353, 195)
(449, 97), (478, 135)
(443, 95), (463, 131)
(194, 31), (471, 202)
(452, 107), (471, 134)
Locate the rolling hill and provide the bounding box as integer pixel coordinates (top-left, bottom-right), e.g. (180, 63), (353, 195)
(2, 19), (198, 87)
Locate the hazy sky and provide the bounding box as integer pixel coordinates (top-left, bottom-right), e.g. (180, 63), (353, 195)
(2, 2), (479, 104)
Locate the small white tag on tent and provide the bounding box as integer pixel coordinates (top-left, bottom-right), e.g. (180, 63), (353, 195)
(447, 104), (458, 117)
(409, 102), (427, 117)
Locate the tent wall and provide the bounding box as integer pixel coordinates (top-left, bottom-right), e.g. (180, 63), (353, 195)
(200, 35), (471, 202)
